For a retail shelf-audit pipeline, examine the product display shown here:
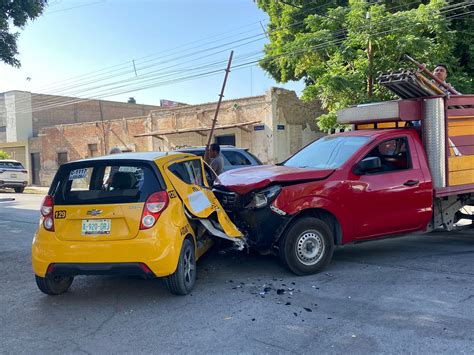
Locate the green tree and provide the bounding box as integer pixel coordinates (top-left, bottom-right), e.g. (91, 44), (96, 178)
(0, 150), (11, 159)
(1, 0), (48, 67)
(257, 0), (472, 131)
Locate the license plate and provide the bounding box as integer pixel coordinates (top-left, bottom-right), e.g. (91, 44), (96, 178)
(10, 174), (17, 178)
(81, 219), (111, 235)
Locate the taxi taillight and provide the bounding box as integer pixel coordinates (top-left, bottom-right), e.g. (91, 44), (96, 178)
(140, 191), (169, 230)
(40, 195), (55, 232)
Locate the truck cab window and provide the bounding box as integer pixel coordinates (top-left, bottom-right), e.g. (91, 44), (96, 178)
(363, 137), (411, 173)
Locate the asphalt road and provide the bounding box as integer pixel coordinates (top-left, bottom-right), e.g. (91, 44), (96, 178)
(1, 192), (473, 354)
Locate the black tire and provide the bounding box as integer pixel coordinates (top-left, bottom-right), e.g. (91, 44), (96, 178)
(279, 217), (334, 276)
(14, 187), (24, 193)
(165, 238), (196, 295)
(35, 275), (74, 295)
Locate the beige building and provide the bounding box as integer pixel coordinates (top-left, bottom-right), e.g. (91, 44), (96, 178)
(0, 90), (161, 184)
(2, 88), (324, 186)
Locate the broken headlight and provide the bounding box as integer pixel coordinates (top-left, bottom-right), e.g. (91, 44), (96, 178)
(246, 185), (282, 209)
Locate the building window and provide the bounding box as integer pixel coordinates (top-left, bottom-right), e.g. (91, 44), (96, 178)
(215, 134), (236, 146)
(57, 152), (68, 166)
(88, 143), (99, 158)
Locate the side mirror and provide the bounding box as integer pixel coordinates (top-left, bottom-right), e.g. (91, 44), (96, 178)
(354, 157), (381, 174)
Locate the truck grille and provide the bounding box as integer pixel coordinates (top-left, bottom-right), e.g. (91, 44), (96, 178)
(213, 189), (238, 212)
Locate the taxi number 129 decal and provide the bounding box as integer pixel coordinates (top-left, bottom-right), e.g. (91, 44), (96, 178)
(55, 210), (66, 219)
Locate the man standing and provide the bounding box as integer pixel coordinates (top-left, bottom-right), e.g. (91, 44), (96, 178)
(204, 143), (224, 175)
(433, 64), (460, 94)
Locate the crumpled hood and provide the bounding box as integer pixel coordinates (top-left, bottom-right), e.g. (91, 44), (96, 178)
(216, 165), (335, 194)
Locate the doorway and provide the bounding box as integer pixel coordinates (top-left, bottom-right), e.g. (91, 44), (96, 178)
(31, 153), (40, 185)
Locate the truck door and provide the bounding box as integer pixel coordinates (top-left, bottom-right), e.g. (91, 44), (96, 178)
(349, 136), (432, 239)
(164, 157), (243, 240)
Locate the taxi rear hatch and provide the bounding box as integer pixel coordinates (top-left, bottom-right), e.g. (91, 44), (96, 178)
(49, 160), (164, 241)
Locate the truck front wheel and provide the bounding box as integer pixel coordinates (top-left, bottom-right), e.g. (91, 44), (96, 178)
(279, 217), (334, 275)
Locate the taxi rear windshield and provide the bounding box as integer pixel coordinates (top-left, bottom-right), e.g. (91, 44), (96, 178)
(52, 162), (161, 205)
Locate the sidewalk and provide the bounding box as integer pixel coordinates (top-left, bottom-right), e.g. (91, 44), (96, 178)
(24, 186), (49, 194)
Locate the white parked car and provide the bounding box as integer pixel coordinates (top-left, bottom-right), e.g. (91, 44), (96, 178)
(0, 160), (29, 193)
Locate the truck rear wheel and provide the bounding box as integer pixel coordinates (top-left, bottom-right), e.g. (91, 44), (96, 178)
(279, 217), (334, 275)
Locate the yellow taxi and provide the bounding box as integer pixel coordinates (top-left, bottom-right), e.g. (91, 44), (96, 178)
(32, 152), (243, 295)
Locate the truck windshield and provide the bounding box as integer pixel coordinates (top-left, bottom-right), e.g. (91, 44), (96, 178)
(284, 136), (370, 169)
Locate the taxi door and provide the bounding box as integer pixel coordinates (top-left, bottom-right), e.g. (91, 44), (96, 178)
(164, 157), (243, 241)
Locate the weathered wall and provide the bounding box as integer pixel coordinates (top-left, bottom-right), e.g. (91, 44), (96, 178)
(31, 93), (161, 136)
(0, 94), (6, 142)
(270, 88), (325, 163)
(148, 87), (324, 165)
(30, 88), (324, 186)
(34, 117), (152, 185)
(4, 91), (33, 142)
(150, 94), (268, 155)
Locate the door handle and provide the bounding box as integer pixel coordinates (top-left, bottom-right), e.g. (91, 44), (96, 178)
(403, 180), (419, 186)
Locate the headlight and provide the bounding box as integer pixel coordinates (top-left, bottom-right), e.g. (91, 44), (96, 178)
(246, 185), (282, 209)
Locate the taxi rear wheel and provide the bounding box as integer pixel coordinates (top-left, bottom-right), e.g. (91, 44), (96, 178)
(35, 275), (74, 295)
(165, 238), (196, 295)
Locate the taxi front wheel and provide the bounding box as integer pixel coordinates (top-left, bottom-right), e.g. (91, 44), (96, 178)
(35, 275), (74, 295)
(165, 238), (196, 295)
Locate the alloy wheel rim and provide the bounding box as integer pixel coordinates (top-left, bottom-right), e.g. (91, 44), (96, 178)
(295, 231), (325, 266)
(183, 248), (195, 284)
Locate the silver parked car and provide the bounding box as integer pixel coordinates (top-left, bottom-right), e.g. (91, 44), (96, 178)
(0, 160), (29, 193)
(177, 146), (262, 172)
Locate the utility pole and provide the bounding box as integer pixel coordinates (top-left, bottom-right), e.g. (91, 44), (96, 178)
(207, 50), (234, 147)
(99, 101), (107, 154)
(132, 60), (138, 77)
(367, 10), (374, 98)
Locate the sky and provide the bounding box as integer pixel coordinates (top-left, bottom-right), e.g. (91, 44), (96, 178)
(0, 0), (305, 106)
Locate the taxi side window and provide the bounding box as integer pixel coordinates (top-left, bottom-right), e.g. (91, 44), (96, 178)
(169, 159), (205, 187)
(362, 137), (411, 174)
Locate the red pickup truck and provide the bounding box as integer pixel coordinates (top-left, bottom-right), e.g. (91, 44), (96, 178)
(213, 96), (474, 275)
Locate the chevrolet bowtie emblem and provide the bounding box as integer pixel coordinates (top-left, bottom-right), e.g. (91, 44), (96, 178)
(87, 209), (103, 216)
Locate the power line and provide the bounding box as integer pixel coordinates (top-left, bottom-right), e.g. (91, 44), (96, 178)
(18, 1), (469, 114)
(29, 0), (343, 95)
(44, 0), (105, 14)
(32, 21), (268, 93)
(15, 1), (469, 114)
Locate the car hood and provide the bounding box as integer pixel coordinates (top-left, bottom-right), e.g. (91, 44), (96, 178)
(216, 165), (335, 194)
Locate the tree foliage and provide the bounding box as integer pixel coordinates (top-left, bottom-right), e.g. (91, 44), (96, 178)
(257, 0), (473, 131)
(0, 150), (11, 159)
(1, 0), (48, 67)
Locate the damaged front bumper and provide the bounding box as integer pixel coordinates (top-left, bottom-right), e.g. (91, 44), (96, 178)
(213, 188), (291, 251)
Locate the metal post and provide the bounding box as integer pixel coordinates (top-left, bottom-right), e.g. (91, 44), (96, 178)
(404, 54), (460, 95)
(207, 50), (234, 147)
(367, 11), (373, 98)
